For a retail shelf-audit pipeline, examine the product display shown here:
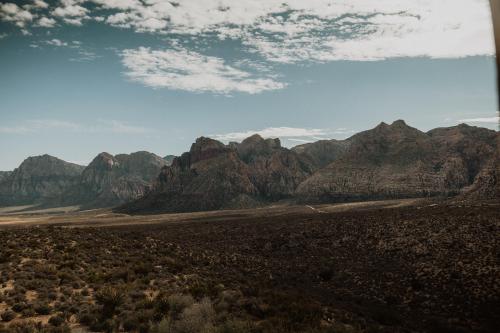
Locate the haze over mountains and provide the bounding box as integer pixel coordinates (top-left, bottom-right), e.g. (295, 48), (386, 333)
(0, 120), (498, 212)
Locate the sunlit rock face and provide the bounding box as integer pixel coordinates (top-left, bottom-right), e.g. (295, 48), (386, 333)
(67, 151), (168, 208)
(0, 155), (85, 206)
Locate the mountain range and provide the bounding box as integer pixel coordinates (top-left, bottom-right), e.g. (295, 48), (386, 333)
(119, 120), (498, 214)
(0, 120), (498, 212)
(0, 151), (167, 209)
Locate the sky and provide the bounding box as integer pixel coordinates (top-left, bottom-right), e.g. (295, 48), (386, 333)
(0, 0), (498, 170)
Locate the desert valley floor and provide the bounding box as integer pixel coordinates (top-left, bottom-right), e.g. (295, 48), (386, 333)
(0, 199), (498, 333)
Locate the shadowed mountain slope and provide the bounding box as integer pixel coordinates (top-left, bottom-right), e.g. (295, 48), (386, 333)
(296, 121), (497, 202)
(118, 135), (315, 214)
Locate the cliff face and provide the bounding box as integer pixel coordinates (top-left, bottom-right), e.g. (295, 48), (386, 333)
(119, 121), (497, 214)
(67, 151), (168, 208)
(121, 137), (258, 213)
(163, 155), (176, 166)
(296, 121), (497, 202)
(459, 132), (500, 200)
(236, 135), (315, 200)
(0, 155), (84, 206)
(0, 171), (12, 183)
(2, 121), (496, 212)
(292, 139), (350, 169)
(120, 135), (315, 213)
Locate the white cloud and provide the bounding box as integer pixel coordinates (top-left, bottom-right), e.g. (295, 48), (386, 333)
(0, 2), (34, 28)
(459, 116), (500, 124)
(88, 0), (494, 62)
(121, 47), (286, 94)
(70, 49), (99, 62)
(1, 0), (494, 67)
(0, 126), (33, 134)
(211, 127), (329, 141)
(33, 0), (49, 9)
(0, 33), (7, 39)
(36, 16), (56, 27)
(63, 17), (84, 25)
(52, 0), (88, 18)
(103, 120), (151, 134)
(46, 38), (68, 46)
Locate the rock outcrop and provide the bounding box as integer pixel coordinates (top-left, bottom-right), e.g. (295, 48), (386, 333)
(460, 132), (500, 200)
(163, 155), (176, 166)
(120, 137), (259, 213)
(292, 139), (350, 168)
(65, 151), (168, 208)
(235, 135), (315, 200)
(0, 155), (85, 206)
(119, 135), (315, 213)
(0, 171), (12, 183)
(296, 121), (497, 202)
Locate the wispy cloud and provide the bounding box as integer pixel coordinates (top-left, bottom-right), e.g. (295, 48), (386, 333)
(121, 47), (285, 94)
(0, 126), (33, 134)
(458, 116), (499, 124)
(45, 38), (68, 47)
(0, 119), (154, 135)
(211, 127), (330, 142)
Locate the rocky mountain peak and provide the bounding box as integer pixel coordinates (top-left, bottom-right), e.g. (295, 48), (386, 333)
(0, 155), (84, 206)
(189, 137), (229, 163)
(16, 154), (85, 176)
(237, 134), (281, 163)
(89, 152), (118, 170)
(391, 119), (407, 127)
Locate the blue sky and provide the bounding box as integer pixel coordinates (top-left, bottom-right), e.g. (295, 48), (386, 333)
(0, 0), (498, 170)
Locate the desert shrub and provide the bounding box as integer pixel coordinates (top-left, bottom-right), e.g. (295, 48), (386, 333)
(48, 315), (65, 327)
(123, 315), (141, 331)
(129, 289), (146, 300)
(1, 310), (16, 322)
(216, 319), (260, 333)
(77, 310), (97, 326)
(2, 321), (40, 333)
(152, 294), (170, 321)
(95, 286), (125, 317)
(89, 318), (117, 333)
(80, 288), (90, 297)
(134, 263), (153, 276)
(34, 303), (52, 315)
(167, 294), (194, 320)
(47, 291), (58, 301)
(187, 281), (218, 299)
(12, 302), (27, 313)
(21, 307), (36, 317)
(172, 298), (216, 333)
(150, 318), (172, 333)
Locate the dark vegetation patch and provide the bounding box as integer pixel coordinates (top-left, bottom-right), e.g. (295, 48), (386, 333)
(0, 203), (498, 332)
